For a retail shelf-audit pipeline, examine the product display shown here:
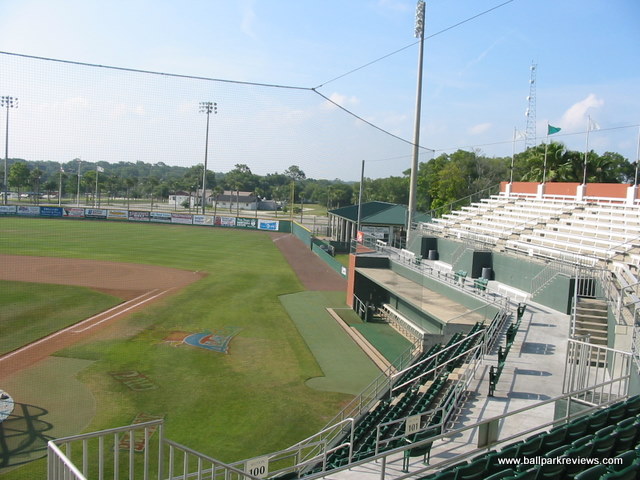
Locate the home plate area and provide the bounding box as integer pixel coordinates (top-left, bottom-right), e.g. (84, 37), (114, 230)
(162, 326), (242, 354)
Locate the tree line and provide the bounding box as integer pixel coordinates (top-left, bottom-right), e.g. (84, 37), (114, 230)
(1, 142), (635, 212)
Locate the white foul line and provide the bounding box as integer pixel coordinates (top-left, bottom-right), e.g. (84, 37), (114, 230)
(1, 288), (170, 362)
(72, 288), (170, 333)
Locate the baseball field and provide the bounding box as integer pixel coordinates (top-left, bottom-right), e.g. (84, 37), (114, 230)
(0, 217), (381, 479)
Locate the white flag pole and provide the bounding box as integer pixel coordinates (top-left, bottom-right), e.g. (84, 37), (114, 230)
(583, 115), (591, 185)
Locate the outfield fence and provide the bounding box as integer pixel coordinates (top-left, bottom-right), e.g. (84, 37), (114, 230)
(0, 204), (288, 232)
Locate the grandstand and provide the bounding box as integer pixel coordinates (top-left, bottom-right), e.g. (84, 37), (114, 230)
(48, 181), (640, 480)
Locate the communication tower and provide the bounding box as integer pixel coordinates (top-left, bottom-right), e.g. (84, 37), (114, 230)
(524, 62), (537, 149)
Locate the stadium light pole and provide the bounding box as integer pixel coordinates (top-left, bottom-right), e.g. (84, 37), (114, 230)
(1, 96), (18, 206)
(199, 101), (217, 215)
(407, 0), (425, 246)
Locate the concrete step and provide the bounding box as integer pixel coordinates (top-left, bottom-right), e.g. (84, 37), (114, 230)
(575, 312), (608, 323)
(575, 315), (608, 326)
(576, 322), (609, 336)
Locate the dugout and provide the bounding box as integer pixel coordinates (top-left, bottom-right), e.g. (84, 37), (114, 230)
(347, 253), (498, 350)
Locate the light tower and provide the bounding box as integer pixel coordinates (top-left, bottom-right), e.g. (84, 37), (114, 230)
(199, 101), (217, 215)
(407, 0), (425, 244)
(524, 62), (537, 150)
(1, 95), (18, 205)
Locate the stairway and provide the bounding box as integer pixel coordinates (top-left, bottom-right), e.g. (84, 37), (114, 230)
(574, 297), (609, 367)
(574, 297), (609, 346)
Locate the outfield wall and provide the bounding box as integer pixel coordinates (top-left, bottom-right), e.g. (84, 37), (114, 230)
(0, 205), (290, 232)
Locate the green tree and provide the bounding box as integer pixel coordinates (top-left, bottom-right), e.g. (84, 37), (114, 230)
(29, 167), (43, 203)
(8, 161), (30, 201)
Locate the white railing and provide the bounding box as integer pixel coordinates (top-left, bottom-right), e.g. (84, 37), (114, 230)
(562, 338), (632, 404)
(48, 420), (262, 480)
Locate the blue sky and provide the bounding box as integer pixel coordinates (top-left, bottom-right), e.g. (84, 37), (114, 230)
(0, 0), (638, 180)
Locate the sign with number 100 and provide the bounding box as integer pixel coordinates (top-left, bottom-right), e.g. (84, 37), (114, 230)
(245, 456), (269, 478)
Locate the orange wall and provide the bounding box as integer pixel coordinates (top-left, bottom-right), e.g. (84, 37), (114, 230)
(544, 183), (580, 196)
(346, 253), (357, 307)
(585, 183), (630, 198)
(502, 181), (634, 199)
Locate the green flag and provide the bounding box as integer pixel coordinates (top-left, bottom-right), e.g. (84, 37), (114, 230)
(547, 124), (561, 135)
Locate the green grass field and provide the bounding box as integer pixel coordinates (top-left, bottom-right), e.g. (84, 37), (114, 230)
(0, 217), (378, 479)
(0, 281), (122, 355)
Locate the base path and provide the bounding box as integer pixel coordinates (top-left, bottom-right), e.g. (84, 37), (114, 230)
(0, 255), (204, 378)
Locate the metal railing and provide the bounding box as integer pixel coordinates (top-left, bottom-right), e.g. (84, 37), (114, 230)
(48, 420), (262, 480)
(562, 338), (632, 404)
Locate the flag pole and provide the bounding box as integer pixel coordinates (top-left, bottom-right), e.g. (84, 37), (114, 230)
(543, 125), (549, 184)
(510, 127), (516, 184)
(635, 126), (640, 186)
(583, 115), (591, 185)
(94, 165), (99, 207)
(58, 163), (63, 206)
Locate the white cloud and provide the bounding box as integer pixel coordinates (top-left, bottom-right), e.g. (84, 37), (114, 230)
(469, 122), (492, 135)
(321, 92), (360, 110)
(560, 93), (604, 131)
(240, 0), (257, 39)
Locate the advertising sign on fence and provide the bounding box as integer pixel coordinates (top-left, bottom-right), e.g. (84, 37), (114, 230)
(16, 206), (40, 216)
(107, 209), (128, 220)
(128, 211), (150, 222)
(192, 214), (214, 226)
(63, 207), (85, 217)
(150, 212), (171, 223)
(85, 208), (108, 219)
(39, 206), (63, 217)
(258, 220), (279, 231)
(215, 216), (236, 227)
(171, 213), (193, 224)
(0, 206), (16, 215)
(236, 217), (258, 229)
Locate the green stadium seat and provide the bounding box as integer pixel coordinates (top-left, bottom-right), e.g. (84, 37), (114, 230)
(401, 439), (433, 472)
(586, 409), (609, 434)
(600, 463), (640, 480)
(591, 432), (618, 459)
(562, 442), (595, 478)
(623, 395), (640, 416)
(563, 416), (590, 442)
(485, 469), (516, 480)
(608, 450), (638, 473)
(574, 464), (608, 480)
(518, 435), (544, 458)
(607, 402), (628, 424)
(511, 467), (539, 480)
(428, 470), (457, 480)
(539, 427), (567, 454)
(545, 443), (570, 460)
(497, 441), (523, 461)
(536, 461), (565, 480)
(483, 450), (507, 475)
(613, 422), (638, 455)
(455, 457), (487, 480)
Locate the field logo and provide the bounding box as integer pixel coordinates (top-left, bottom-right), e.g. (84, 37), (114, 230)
(118, 413), (164, 452)
(110, 371), (158, 391)
(163, 326), (241, 354)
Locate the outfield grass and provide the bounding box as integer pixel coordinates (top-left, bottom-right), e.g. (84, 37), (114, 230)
(0, 281), (122, 355)
(0, 217), (372, 478)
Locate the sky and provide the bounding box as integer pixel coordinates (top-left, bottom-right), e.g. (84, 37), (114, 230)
(0, 0), (639, 181)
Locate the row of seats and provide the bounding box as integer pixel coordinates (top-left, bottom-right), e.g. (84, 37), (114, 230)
(416, 395), (640, 480)
(322, 324), (487, 470)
